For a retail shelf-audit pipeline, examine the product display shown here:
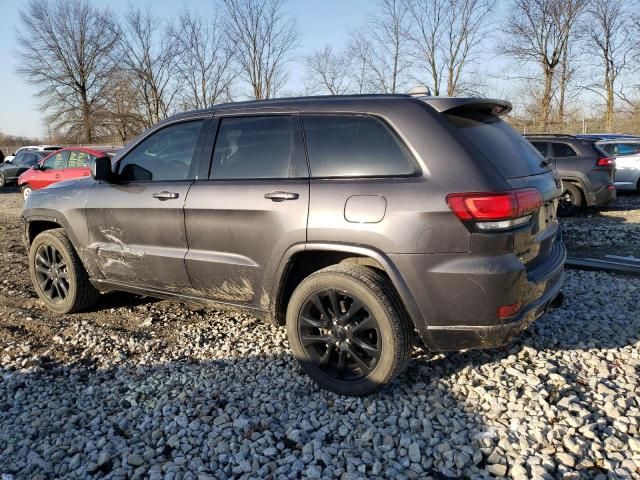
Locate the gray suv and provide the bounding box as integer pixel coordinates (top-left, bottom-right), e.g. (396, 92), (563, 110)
(22, 95), (565, 395)
(526, 134), (616, 215)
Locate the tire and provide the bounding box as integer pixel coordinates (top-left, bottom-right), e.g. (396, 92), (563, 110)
(21, 185), (33, 201)
(28, 228), (100, 314)
(0, 173), (5, 188)
(558, 183), (583, 216)
(286, 264), (412, 396)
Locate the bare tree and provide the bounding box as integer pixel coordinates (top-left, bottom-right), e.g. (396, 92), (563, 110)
(170, 9), (237, 109)
(221, 0), (298, 99)
(103, 71), (147, 143)
(349, 0), (412, 94)
(119, 7), (180, 127)
(16, 0), (119, 142)
(502, 0), (588, 129)
(586, 0), (636, 132)
(557, 39), (579, 124)
(304, 46), (353, 95)
(406, 0), (495, 96)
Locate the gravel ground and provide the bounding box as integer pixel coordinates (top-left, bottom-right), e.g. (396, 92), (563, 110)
(1, 189), (639, 479)
(561, 194), (640, 258)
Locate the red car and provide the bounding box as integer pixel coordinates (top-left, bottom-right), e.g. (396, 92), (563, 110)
(18, 146), (119, 200)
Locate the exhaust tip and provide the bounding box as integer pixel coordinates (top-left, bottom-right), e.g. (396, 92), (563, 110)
(550, 292), (564, 309)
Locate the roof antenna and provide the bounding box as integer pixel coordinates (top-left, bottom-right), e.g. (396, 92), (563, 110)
(407, 85), (431, 97)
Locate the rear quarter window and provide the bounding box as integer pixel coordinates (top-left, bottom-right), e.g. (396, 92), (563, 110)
(530, 141), (549, 157)
(551, 143), (578, 157)
(302, 115), (416, 177)
(444, 109), (548, 179)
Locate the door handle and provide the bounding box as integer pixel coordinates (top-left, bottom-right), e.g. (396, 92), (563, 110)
(55, 174), (61, 179)
(153, 191), (179, 201)
(264, 191), (299, 202)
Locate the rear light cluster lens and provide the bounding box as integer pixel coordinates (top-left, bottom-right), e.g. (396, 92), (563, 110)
(597, 157), (615, 167)
(447, 188), (543, 231)
(498, 301), (522, 319)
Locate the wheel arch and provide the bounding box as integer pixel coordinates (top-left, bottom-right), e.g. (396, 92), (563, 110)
(24, 215), (84, 256)
(270, 243), (424, 331)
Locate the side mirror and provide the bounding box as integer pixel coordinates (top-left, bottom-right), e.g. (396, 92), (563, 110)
(91, 156), (113, 182)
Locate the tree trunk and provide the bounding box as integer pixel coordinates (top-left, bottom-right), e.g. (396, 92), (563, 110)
(541, 65), (554, 131)
(605, 80), (614, 132)
(80, 88), (92, 143)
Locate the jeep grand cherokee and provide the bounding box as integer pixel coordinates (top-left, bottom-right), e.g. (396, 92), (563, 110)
(22, 95), (565, 395)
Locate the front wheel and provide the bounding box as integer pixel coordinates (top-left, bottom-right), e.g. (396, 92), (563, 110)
(21, 184), (33, 200)
(286, 265), (412, 396)
(28, 228), (100, 314)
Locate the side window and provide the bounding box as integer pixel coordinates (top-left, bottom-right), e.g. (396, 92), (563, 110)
(43, 151), (69, 170)
(67, 151), (91, 168)
(210, 116), (300, 180)
(118, 120), (204, 182)
(616, 143), (640, 156)
(302, 115), (416, 177)
(25, 153), (42, 165)
(12, 152), (27, 165)
(552, 143), (578, 158)
(530, 142), (549, 157)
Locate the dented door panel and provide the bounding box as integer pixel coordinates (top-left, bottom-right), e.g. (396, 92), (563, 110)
(85, 182), (193, 290)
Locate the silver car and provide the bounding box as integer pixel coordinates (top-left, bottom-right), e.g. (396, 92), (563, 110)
(598, 139), (640, 191)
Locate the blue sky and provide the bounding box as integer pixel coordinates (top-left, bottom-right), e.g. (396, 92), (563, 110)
(0, 0), (510, 138)
(0, 0), (375, 137)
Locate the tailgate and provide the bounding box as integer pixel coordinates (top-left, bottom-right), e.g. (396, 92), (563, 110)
(506, 171), (563, 275)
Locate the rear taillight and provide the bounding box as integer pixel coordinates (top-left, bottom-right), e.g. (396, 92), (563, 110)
(498, 301), (522, 319)
(597, 157), (615, 167)
(446, 188), (543, 231)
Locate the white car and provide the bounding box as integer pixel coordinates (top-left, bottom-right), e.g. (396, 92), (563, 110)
(597, 139), (640, 191)
(3, 145), (61, 163)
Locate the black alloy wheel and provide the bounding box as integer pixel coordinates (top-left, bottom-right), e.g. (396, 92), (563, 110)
(297, 288), (382, 381)
(29, 228), (100, 313)
(33, 243), (70, 303)
(286, 264), (412, 396)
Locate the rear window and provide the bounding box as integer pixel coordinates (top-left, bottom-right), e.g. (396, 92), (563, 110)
(303, 115), (416, 177)
(444, 109), (548, 179)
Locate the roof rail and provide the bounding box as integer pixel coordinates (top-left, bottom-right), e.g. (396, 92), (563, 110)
(523, 133), (576, 138)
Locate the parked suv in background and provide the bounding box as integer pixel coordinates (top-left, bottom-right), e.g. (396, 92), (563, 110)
(2, 145), (61, 164)
(526, 134), (616, 215)
(18, 146), (120, 200)
(597, 139), (640, 191)
(22, 95), (565, 395)
(0, 150), (49, 187)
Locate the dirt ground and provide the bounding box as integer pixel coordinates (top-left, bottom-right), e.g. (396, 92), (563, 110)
(0, 187), (206, 367)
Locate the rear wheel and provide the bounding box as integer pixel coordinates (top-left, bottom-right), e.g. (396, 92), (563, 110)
(0, 173), (5, 188)
(286, 264), (412, 396)
(29, 229), (100, 314)
(21, 185), (33, 200)
(558, 183), (582, 216)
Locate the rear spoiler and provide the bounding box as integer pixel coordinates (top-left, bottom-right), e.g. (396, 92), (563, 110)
(419, 97), (512, 116)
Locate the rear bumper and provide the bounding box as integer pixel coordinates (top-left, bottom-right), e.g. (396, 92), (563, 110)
(585, 183), (616, 206)
(424, 269), (563, 351)
(390, 232), (566, 352)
